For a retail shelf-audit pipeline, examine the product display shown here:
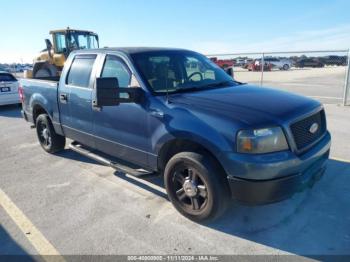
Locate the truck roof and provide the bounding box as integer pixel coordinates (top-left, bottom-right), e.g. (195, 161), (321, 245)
(73, 47), (193, 55)
(49, 29), (97, 34)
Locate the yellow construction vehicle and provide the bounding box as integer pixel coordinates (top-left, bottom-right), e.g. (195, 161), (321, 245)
(27, 28), (99, 78)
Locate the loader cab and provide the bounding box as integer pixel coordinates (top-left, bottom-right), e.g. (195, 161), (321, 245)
(51, 29), (99, 56)
(30, 28), (99, 79)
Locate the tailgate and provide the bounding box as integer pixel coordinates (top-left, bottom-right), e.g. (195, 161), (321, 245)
(0, 81), (18, 94)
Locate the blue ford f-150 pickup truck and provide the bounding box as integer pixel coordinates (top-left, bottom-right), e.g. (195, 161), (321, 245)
(20, 47), (331, 221)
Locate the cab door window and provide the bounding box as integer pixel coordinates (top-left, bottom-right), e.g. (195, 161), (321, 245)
(101, 55), (131, 87)
(54, 33), (67, 54)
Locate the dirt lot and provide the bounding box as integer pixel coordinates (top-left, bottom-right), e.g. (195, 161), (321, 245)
(234, 66), (348, 104)
(0, 104), (349, 259)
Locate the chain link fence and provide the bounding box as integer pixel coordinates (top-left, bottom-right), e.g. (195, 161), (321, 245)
(2, 50), (350, 105)
(207, 50), (350, 105)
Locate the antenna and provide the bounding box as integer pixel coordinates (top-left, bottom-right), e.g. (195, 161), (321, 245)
(166, 79), (169, 103)
(165, 65), (169, 103)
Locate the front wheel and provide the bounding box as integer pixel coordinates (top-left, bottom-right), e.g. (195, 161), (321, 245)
(164, 152), (230, 222)
(36, 114), (65, 153)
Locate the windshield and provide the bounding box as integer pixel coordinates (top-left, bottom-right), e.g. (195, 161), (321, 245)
(131, 51), (237, 94)
(67, 33), (99, 50)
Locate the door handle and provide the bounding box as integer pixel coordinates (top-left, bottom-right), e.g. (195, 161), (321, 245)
(150, 109), (164, 118)
(92, 100), (102, 111)
(60, 93), (68, 103)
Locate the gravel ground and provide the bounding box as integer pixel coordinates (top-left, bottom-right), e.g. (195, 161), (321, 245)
(234, 66), (348, 104)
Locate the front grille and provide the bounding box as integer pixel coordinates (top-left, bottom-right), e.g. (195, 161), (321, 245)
(290, 110), (326, 151)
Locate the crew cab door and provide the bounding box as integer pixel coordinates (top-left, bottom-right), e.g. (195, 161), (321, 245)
(92, 54), (150, 167)
(58, 54), (99, 148)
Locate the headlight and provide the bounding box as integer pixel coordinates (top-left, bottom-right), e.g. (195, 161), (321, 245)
(237, 127), (288, 154)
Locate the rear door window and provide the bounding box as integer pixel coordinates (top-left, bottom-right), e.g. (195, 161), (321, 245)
(0, 73), (17, 82)
(66, 55), (97, 88)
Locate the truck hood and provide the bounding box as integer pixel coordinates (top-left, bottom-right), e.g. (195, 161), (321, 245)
(168, 84), (321, 127)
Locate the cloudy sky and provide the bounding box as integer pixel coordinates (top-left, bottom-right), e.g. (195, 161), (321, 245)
(1, 0), (349, 63)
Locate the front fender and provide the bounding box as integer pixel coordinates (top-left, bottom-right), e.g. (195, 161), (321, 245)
(151, 105), (235, 161)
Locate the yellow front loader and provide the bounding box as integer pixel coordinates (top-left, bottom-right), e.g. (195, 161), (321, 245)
(27, 28), (99, 78)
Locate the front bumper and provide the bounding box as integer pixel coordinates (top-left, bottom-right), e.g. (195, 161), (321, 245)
(222, 131), (331, 204)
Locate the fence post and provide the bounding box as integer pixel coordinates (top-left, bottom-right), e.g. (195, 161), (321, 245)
(260, 53), (265, 86)
(343, 49), (350, 106)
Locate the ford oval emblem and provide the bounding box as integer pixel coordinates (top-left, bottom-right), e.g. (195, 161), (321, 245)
(309, 123), (319, 134)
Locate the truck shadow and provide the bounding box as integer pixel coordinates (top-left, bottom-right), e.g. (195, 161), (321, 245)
(0, 225), (35, 260)
(55, 149), (105, 166)
(114, 159), (350, 256)
(0, 104), (22, 118)
(114, 171), (167, 200)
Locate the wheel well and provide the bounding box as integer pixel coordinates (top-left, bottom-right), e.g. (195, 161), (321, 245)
(32, 105), (48, 125)
(158, 139), (224, 174)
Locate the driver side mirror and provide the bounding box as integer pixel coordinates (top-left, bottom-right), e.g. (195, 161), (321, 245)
(225, 67), (234, 78)
(94, 77), (143, 107)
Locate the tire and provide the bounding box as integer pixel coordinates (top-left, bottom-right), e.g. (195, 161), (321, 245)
(34, 63), (58, 78)
(35, 68), (51, 78)
(164, 152), (230, 222)
(282, 64), (290, 70)
(36, 114), (65, 153)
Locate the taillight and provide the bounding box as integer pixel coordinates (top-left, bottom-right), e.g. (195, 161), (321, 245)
(18, 85), (24, 103)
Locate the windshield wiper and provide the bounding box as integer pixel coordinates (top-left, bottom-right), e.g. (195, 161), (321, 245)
(171, 80), (241, 94)
(172, 86), (203, 94)
(198, 80), (235, 88)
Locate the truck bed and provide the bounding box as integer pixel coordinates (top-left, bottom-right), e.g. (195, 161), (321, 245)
(20, 78), (61, 129)
(30, 76), (60, 82)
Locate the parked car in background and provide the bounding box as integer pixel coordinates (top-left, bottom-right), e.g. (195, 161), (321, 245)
(319, 56), (347, 66)
(248, 59), (272, 71)
(4, 67), (12, 72)
(235, 58), (245, 67)
(15, 66), (24, 73)
(243, 58), (253, 69)
(0, 72), (20, 106)
(295, 58), (325, 68)
(209, 57), (234, 68)
(23, 65), (33, 71)
(264, 57), (292, 70)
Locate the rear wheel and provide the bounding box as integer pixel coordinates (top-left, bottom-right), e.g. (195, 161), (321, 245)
(34, 63), (58, 78)
(282, 64), (290, 70)
(35, 68), (51, 78)
(36, 114), (65, 153)
(164, 152), (230, 222)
